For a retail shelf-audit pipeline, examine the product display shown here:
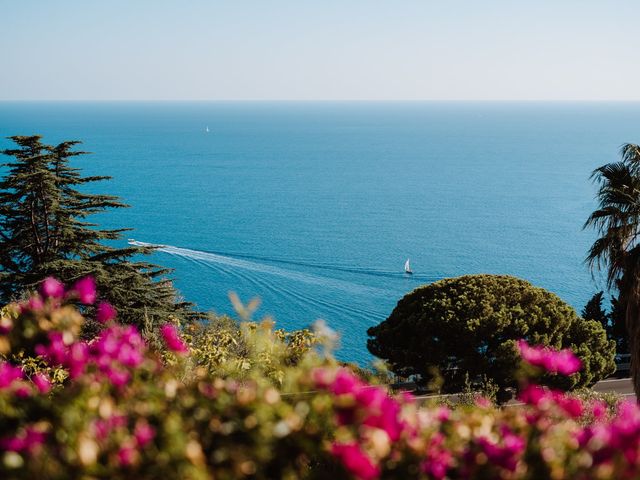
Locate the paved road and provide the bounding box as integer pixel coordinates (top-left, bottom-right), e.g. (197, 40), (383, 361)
(593, 377), (634, 398)
(414, 377), (636, 404)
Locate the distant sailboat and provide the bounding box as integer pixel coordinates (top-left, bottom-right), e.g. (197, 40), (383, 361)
(404, 258), (413, 274)
(205, 126), (210, 133)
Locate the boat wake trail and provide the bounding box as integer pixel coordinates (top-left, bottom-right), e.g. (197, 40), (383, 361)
(129, 240), (439, 283)
(129, 240), (389, 296)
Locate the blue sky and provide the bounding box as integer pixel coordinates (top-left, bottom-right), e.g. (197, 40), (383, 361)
(2, 1), (639, 100)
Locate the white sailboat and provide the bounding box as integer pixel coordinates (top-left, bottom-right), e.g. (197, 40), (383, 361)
(404, 258), (413, 274)
(205, 126), (210, 133)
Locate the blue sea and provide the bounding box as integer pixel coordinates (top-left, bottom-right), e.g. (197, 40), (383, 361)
(1, 102), (639, 363)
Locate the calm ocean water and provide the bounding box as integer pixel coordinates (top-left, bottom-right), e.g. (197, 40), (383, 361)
(1, 102), (639, 363)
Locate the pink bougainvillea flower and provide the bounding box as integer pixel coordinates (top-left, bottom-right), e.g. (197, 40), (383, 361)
(554, 393), (584, 418)
(13, 385), (31, 398)
(35, 331), (68, 365)
(134, 421), (156, 447)
(590, 400), (608, 420)
(89, 324), (146, 388)
(360, 392), (404, 441)
(117, 444), (137, 466)
(517, 383), (550, 407)
(106, 369), (130, 387)
(331, 442), (380, 480)
(160, 324), (189, 355)
(37, 332), (89, 380)
(477, 428), (525, 472)
(518, 384), (585, 419)
(20, 296), (44, 314)
(0, 425), (46, 453)
(422, 432), (453, 480)
(96, 302), (117, 324)
(32, 373), (52, 394)
(71, 277), (96, 304)
(331, 368), (362, 395)
(93, 415), (128, 442)
(0, 362), (23, 389)
(552, 349), (583, 375)
(435, 406), (451, 422)
(517, 340), (582, 375)
(40, 277), (65, 299)
(67, 342), (90, 379)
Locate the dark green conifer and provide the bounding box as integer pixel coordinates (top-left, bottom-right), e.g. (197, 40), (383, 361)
(609, 295), (629, 354)
(582, 292), (609, 331)
(0, 135), (202, 329)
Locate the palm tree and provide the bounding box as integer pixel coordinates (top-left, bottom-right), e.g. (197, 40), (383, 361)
(585, 143), (640, 398)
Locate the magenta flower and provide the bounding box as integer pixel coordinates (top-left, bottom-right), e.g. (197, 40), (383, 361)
(590, 400), (607, 420)
(96, 301), (117, 323)
(360, 392), (404, 441)
(93, 415), (127, 442)
(32, 373), (52, 394)
(160, 324), (189, 355)
(331, 368), (363, 395)
(106, 369), (130, 387)
(477, 427), (525, 472)
(71, 277), (96, 304)
(40, 277), (65, 299)
(517, 340), (582, 375)
(0, 362), (23, 389)
(435, 406), (451, 422)
(14, 385), (31, 398)
(555, 395), (584, 418)
(518, 383), (548, 407)
(331, 442), (380, 480)
(35, 331), (68, 365)
(0, 426), (46, 453)
(67, 342), (89, 379)
(134, 421), (156, 447)
(117, 444), (136, 466)
(90, 324), (146, 388)
(422, 433), (453, 480)
(20, 296), (44, 313)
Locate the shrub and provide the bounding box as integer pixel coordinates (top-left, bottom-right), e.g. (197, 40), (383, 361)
(183, 317), (318, 385)
(2, 277), (640, 479)
(367, 275), (616, 398)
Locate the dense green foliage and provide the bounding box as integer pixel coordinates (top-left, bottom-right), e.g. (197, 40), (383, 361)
(582, 291), (628, 354)
(182, 316), (319, 385)
(585, 143), (640, 396)
(0, 135), (201, 330)
(367, 275), (615, 398)
(582, 292), (608, 328)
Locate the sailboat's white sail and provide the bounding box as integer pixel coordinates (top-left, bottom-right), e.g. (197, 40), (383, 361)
(205, 126), (210, 133)
(404, 259), (412, 273)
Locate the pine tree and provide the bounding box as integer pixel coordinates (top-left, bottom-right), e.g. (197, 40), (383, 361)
(0, 135), (203, 329)
(610, 295), (629, 354)
(581, 292), (629, 354)
(582, 291), (609, 331)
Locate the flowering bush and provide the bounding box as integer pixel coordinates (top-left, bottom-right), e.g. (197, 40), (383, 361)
(0, 278), (640, 479)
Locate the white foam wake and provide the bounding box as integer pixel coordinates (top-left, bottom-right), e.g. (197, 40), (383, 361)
(129, 240), (387, 296)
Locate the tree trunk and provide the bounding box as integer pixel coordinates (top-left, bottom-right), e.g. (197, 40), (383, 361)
(626, 293), (640, 401)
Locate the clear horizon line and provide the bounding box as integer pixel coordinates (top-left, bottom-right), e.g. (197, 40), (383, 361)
(2, 98), (640, 103)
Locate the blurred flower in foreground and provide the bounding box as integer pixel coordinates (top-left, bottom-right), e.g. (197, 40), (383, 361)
(517, 339), (582, 375)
